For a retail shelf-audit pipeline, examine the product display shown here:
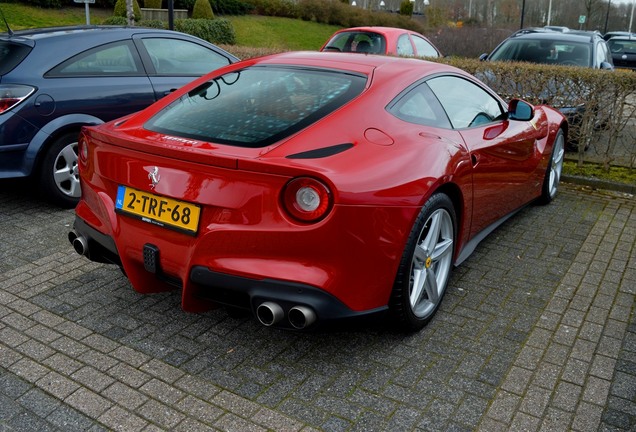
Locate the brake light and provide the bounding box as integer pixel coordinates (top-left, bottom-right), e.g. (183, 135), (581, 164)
(78, 132), (89, 165)
(282, 177), (333, 223)
(0, 85), (36, 114)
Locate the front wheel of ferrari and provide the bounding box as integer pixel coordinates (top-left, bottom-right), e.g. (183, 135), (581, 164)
(538, 128), (565, 205)
(390, 193), (456, 332)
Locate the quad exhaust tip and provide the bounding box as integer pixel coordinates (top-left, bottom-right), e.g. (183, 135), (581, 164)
(288, 305), (316, 330)
(68, 231), (88, 256)
(256, 302), (284, 326)
(256, 302), (317, 329)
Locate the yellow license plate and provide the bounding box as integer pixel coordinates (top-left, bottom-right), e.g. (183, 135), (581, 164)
(115, 186), (200, 235)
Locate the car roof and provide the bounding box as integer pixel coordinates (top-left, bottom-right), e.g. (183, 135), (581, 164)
(248, 50), (465, 82)
(506, 31), (601, 44)
(1, 25), (184, 40)
(332, 26), (418, 35)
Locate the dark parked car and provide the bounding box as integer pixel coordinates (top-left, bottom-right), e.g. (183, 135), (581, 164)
(480, 30), (613, 149)
(608, 35), (636, 71)
(0, 26), (238, 207)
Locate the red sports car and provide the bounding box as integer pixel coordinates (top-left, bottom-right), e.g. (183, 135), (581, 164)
(70, 52), (566, 332)
(321, 26), (442, 58)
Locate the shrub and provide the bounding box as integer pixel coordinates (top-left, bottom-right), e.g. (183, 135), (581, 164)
(192, 0), (214, 18)
(101, 16), (128, 25)
(175, 0), (197, 9)
(242, 0), (299, 18)
(144, 0), (162, 8)
(399, 0), (413, 17)
(138, 19), (167, 28)
(174, 18), (236, 44)
(114, 0), (142, 21)
(212, 0), (253, 15)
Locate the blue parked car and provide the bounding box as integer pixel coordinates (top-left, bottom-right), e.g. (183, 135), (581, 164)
(0, 25), (238, 207)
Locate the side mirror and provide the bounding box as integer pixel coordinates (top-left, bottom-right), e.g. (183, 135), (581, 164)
(479, 53), (489, 61)
(508, 99), (534, 121)
(600, 61), (614, 70)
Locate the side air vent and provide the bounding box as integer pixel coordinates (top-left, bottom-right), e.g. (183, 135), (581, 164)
(286, 143), (354, 159)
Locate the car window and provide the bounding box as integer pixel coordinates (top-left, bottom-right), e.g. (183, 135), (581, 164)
(0, 41), (32, 75)
(397, 34), (414, 56)
(387, 82), (451, 128)
(323, 31), (385, 54)
(411, 35), (439, 57)
(140, 38), (231, 75)
(427, 76), (505, 129)
(145, 66), (367, 147)
(46, 41), (143, 76)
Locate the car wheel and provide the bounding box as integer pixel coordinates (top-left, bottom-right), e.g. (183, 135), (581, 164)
(390, 193), (456, 332)
(39, 132), (81, 208)
(538, 128), (565, 205)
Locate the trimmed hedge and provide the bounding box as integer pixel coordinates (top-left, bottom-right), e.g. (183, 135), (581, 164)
(174, 18), (236, 44)
(437, 57), (636, 166)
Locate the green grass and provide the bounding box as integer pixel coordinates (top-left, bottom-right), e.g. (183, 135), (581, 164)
(563, 160), (636, 185)
(227, 15), (339, 50)
(1, 3), (339, 50)
(0, 3), (112, 29)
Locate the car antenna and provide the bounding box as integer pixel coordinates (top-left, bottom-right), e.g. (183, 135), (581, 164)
(0, 6), (14, 36)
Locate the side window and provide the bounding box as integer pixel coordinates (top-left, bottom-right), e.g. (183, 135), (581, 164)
(427, 76), (505, 129)
(411, 35), (439, 58)
(46, 41), (142, 76)
(141, 38), (231, 75)
(387, 82), (451, 128)
(397, 34), (414, 56)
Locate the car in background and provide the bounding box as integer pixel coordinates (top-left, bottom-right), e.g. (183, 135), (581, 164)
(607, 35), (636, 71)
(603, 31), (636, 41)
(0, 26), (238, 207)
(481, 30), (613, 69)
(479, 30), (613, 150)
(320, 26), (442, 58)
(69, 51), (566, 332)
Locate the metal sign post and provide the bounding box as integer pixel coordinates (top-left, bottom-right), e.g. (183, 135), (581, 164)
(73, 0), (95, 25)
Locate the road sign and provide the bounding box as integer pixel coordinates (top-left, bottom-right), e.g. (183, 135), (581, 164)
(74, 0), (95, 3)
(579, 15), (586, 24)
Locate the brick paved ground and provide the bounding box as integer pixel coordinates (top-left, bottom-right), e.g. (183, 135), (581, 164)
(0, 179), (634, 431)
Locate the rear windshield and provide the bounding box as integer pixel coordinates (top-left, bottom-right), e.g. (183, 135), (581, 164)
(323, 31), (387, 54)
(490, 39), (592, 67)
(0, 41), (32, 75)
(145, 66), (367, 147)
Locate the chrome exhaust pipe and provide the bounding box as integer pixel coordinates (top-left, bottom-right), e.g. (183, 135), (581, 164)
(68, 231), (88, 256)
(288, 305), (316, 329)
(256, 302), (284, 326)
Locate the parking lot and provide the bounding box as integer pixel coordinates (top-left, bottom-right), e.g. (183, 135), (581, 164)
(1, 179), (634, 431)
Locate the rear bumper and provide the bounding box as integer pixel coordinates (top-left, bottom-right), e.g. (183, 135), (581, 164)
(70, 215), (387, 330)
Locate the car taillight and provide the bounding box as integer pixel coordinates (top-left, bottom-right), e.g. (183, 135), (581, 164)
(282, 177), (333, 223)
(78, 133), (89, 165)
(0, 85), (36, 114)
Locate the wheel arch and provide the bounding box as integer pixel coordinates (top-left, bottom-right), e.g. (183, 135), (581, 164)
(29, 114), (104, 174)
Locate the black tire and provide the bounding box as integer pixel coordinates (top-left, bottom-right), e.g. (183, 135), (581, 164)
(39, 132), (81, 208)
(390, 193), (456, 332)
(538, 128), (565, 205)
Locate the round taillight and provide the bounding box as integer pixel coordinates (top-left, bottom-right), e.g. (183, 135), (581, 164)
(282, 177), (333, 223)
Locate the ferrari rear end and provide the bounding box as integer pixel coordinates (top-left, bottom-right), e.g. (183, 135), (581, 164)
(70, 57), (420, 330)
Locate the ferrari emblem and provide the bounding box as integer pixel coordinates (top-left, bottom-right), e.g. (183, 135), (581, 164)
(425, 256), (433, 268)
(148, 167), (160, 189)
